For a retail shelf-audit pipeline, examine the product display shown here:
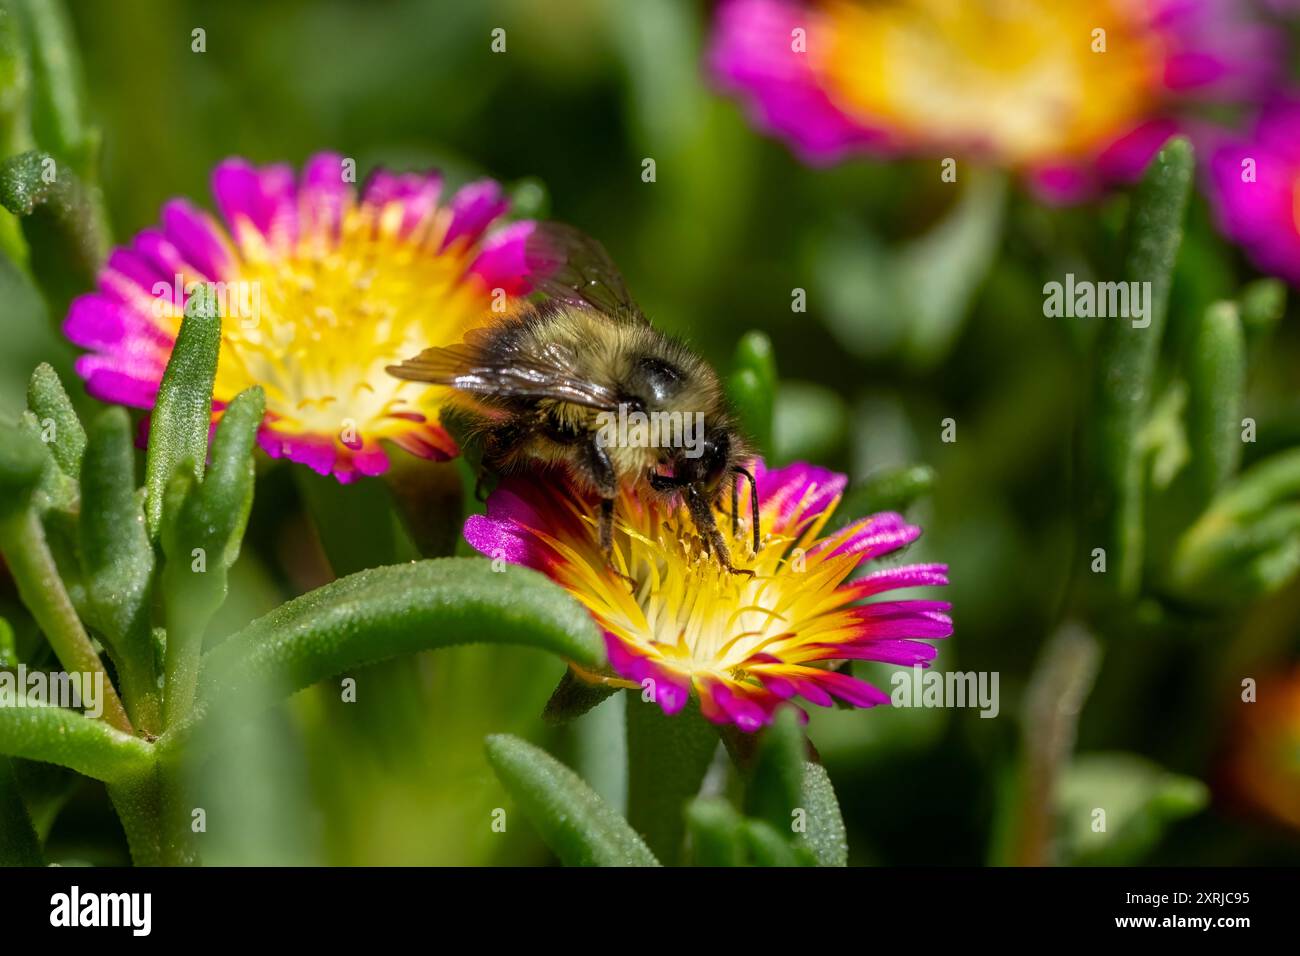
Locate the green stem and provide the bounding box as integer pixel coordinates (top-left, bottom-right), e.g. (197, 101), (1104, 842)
(1000, 623), (1101, 866)
(161, 596), (216, 731)
(295, 469), (415, 577)
(0, 756), (43, 865)
(625, 693), (719, 865)
(107, 758), (196, 867)
(0, 508), (131, 733)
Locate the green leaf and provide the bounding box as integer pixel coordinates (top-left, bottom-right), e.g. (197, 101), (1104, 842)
(625, 694), (719, 864)
(382, 455), (466, 559)
(189, 385), (263, 571)
(0, 697), (152, 782)
(745, 706), (805, 834)
(1089, 136), (1195, 599)
(0, 756), (42, 866)
(1169, 449), (1300, 603)
(158, 387), (262, 728)
(0, 420), (47, 520)
(772, 381), (848, 466)
(684, 797), (746, 866)
(189, 558), (605, 726)
(0, 3), (34, 160)
(542, 669), (618, 725)
(8, 0), (94, 178)
(0, 149), (108, 306)
(838, 464), (936, 523)
(484, 734), (660, 867)
(0, 617), (14, 667)
(79, 407), (159, 733)
(17, 409), (75, 514)
(1186, 302), (1245, 501)
(144, 284), (221, 539)
(896, 169), (1007, 366)
(740, 819), (817, 866)
(296, 468), (416, 577)
(727, 331), (777, 456)
(800, 762), (849, 866)
(1238, 278), (1286, 350)
(25, 362), (83, 478)
(1058, 753), (1207, 866)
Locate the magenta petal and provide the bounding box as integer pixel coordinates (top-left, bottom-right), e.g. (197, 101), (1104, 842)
(1095, 120), (1178, 183)
(348, 442), (390, 478)
(761, 671), (833, 708)
(823, 512), (921, 560)
(754, 459), (847, 531)
(299, 152), (352, 241)
(65, 294), (171, 351)
(75, 356), (161, 409)
(703, 679), (772, 732)
(362, 169), (443, 237)
(469, 220), (538, 295)
(463, 486), (556, 571)
(440, 179), (509, 250)
(257, 428), (335, 476)
(806, 669), (890, 708)
(161, 199), (237, 280)
(815, 639), (940, 666)
(846, 563), (950, 598)
(708, 0), (890, 165)
(105, 247), (170, 298)
(212, 157), (297, 250)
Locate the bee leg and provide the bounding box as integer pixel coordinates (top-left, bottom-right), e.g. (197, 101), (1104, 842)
(588, 438), (636, 589)
(730, 475), (740, 541)
(474, 472), (492, 503)
(599, 497), (615, 555)
(647, 470), (681, 494)
(686, 485), (754, 578)
(733, 465), (760, 556)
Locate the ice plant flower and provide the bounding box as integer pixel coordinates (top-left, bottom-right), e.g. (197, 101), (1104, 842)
(709, 0), (1282, 201)
(1222, 667), (1300, 831)
(1207, 97), (1300, 285)
(64, 152), (547, 482)
(465, 461), (951, 731)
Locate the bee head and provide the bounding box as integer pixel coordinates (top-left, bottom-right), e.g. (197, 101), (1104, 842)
(670, 425), (733, 493)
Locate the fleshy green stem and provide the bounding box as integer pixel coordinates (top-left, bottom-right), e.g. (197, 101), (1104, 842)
(625, 694), (719, 864)
(0, 508), (131, 733)
(107, 757), (197, 867)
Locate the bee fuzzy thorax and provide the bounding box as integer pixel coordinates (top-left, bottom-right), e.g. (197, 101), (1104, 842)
(385, 221), (750, 567)
(595, 402), (708, 460)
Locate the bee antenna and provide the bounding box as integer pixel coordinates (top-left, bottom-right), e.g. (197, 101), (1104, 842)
(733, 465), (759, 555)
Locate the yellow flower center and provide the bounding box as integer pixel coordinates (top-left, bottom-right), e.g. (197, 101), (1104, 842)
(818, 0), (1166, 165)
(545, 490), (861, 677)
(208, 203), (490, 439)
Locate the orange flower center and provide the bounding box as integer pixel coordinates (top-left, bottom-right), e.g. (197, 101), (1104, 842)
(817, 0), (1167, 165)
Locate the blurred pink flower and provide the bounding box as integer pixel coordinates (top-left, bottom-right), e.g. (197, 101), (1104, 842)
(1207, 98), (1300, 285)
(709, 0), (1284, 201)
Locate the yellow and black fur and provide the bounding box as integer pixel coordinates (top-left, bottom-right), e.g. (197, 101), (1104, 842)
(387, 223), (758, 573)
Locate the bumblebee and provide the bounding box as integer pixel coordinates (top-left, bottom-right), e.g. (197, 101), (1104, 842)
(387, 223), (759, 574)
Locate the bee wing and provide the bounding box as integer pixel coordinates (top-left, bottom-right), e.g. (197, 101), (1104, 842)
(526, 222), (649, 325)
(387, 336), (622, 410)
